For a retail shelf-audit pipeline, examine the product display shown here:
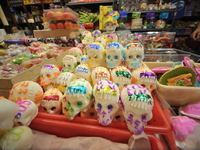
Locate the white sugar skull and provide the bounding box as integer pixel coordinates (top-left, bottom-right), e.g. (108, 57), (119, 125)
(95, 37), (107, 48)
(57, 72), (75, 93)
(124, 43), (145, 70)
(106, 42), (124, 69)
(121, 84), (154, 135)
(41, 88), (63, 114)
(68, 47), (83, 62)
(80, 55), (89, 64)
(65, 78), (93, 120)
(111, 66), (132, 91)
(9, 81), (44, 106)
(75, 64), (91, 83)
(82, 34), (94, 45)
(92, 30), (101, 40)
(15, 100), (38, 126)
(91, 66), (110, 86)
(61, 94), (69, 116)
(87, 42), (106, 68)
(106, 33), (118, 46)
(131, 67), (157, 93)
(0, 126), (34, 150)
(93, 79), (120, 126)
(40, 64), (61, 87)
(62, 55), (77, 73)
(0, 99), (18, 130)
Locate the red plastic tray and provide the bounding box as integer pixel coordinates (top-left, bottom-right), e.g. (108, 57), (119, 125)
(29, 117), (165, 150)
(33, 93), (172, 134)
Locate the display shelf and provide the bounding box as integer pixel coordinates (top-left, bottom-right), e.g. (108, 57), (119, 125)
(66, 1), (113, 6)
(126, 28), (171, 32)
(127, 9), (177, 14)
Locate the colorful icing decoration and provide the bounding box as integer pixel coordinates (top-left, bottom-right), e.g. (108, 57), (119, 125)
(95, 37), (107, 48)
(91, 66), (110, 86)
(62, 55), (77, 73)
(8, 81), (44, 106)
(111, 66), (132, 91)
(15, 100), (38, 126)
(151, 66), (172, 73)
(65, 78), (93, 120)
(41, 88), (63, 114)
(121, 84), (153, 149)
(75, 64), (91, 83)
(93, 79), (120, 126)
(124, 43), (145, 70)
(131, 67), (157, 93)
(0, 99), (19, 130)
(106, 42), (124, 69)
(86, 42), (106, 68)
(80, 55), (89, 64)
(159, 66), (196, 87)
(56, 72), (75, 93)
(39, 64), (61, 89)
(0, 126), (34, 150)
(68, 47), (82, 62)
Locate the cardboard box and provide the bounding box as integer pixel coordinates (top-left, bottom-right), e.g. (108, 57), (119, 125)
(34, 29), (80, 39)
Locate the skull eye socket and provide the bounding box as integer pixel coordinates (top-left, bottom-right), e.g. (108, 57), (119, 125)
(107, 55), (111, 59)
(97, 103), (102, 108)
(129, 55), (133, 59)
(44, 107), (47, 111)
(124, 84), (127, 86)
(88, 56), (91, 59)
(107, 105), (113, 109)
(67, 64), (71, 67)
(114, 56), (118, 59)
(94, 55), (98, 58)
(51, 107), (56, 111)
(141, 84), (145, 87)
(136, 55), (141, 59)
(46, 74), (51, 78)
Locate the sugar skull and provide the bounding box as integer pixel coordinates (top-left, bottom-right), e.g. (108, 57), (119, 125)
(121, 84), (154, 135)
(57, 72), (75, 93)
(124, 43), (145, 70)
(106, 33), (118, 46)
(82, 34), (94, 45)
(39, 64), (61, 87)
(93, 79), (120, 126)
(95, 37), (107, 48)
(74, 64), (91, 83)
(111, 66), (132, 91)
(15, 100), (38, 126)
(0, 99), (18, 130)
(106, 42), (124, 69)
(91, 66), (110, 86)
(9, 81), (44, 106)
(92, 30), (101, 40)
(41, 88), (63, 114)
(80, 55), (89, 64)
(61, 94), (69, 116)
(65, 78), (93, 120)
(86, 42), (106, 68)
(155, 19), (166, 28)
(0, 126), (34, 150)
(62, 55), (77, 73)
(131, 67), (157, 93)
(80, 99), (97, 119)
(68, 47), (82, 62)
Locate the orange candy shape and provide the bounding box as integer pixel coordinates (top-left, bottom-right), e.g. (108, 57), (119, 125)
(56, 22), (64, 29)
(49, 23), (57, 30)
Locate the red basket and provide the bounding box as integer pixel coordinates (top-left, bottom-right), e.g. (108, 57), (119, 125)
(29, 117), (165, 150)
(33, 93), (172, 134)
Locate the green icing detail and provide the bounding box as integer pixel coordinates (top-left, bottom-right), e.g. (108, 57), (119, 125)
(176, 79), (184, 86)
(66, 102), (74, 119)
(87, 92), (94, 100)
(0, 127), (24, 142)
(116, 71), (131, 79)
(128, 93), (152, 105)
(77, 101), (83, 108)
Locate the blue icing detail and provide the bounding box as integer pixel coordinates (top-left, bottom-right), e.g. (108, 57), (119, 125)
(121, 49), (124, 58)
(196, 80), (200, 87)
(108, 42), (120, 48)
(97, 103), (102, 108)
(115, 83), (119, 86)
(67, 86), (86, 94)
(89, 44), (100, 50)
(77, 67), (88, 73)
(81, 57), (88, 61)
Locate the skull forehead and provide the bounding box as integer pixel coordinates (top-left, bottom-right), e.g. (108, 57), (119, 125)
(87, 43), (104, 52)
(111, 66), (131, 79)
(57, 72), (75, 85)
(43, 88), (62, 97)
(93, 79), (119, 98)
(41, 65), (60, 74)
(62, 55), (77, 63)
(69, 47), (82, 55)
(121, 84), (154, 109)
(75, 64), (90, 73)
(0, 99), (18, 113)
